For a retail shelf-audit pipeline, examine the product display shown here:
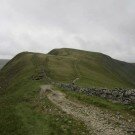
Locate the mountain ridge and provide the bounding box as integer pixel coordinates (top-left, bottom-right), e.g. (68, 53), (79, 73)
(0, 48), (135, 89)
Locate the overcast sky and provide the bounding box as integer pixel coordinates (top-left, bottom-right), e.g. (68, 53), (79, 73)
(0, 0), (135, 62)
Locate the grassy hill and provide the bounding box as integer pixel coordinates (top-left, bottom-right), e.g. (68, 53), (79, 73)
(0, 51), (89, 135)
(48, 48), (135, 88)
(0, 48), (135, 90)
(0, 48), (135, 135)
(0, 59), (9, 69)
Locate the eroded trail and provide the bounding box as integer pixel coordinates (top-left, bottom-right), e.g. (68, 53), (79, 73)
(40, 85), (132, 135)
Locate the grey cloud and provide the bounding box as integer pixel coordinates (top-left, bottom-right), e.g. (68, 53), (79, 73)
(0, 0), (135, 62)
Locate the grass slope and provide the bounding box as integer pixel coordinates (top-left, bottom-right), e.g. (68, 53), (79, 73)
(0, 48), (135, 135)
(48, 48), (135, 88)
(0, 52), (88, 135)
(0, 48), (135, 91)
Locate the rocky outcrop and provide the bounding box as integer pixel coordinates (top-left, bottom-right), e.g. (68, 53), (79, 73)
(56, 83), (135, 105)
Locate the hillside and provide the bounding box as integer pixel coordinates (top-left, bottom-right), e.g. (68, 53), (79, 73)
(48, 48), (135, 88)
(0, 59), (9, 69)
(0, 48), (135, 90)
(0, 48), (135, 135)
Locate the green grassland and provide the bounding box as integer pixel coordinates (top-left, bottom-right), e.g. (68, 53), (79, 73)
(0, 48), (135, 135)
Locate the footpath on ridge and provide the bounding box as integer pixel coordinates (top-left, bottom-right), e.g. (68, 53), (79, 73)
(40, 85), (135, 135)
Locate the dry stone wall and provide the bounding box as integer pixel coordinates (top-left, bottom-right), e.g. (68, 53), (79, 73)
(56, 83), (135, 105)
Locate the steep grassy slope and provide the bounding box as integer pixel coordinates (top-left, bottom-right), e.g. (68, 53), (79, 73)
(0, 59), (9, 69)
(0, 52), (88, 135)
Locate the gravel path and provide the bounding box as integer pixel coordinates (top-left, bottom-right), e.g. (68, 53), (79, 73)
(40, 85), (134, 135)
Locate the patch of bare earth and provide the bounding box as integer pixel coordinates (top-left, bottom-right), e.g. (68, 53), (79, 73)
(40, 85), (134, 135)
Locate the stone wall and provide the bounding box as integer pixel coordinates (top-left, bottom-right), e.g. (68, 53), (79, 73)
(56, 83), (135, 105)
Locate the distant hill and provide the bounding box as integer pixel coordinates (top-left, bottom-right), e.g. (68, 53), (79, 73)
(0, 48), (135, 89)
(0, 59), (9, 69)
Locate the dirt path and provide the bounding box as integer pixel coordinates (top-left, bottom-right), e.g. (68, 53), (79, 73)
(40, 85), (132, 135)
